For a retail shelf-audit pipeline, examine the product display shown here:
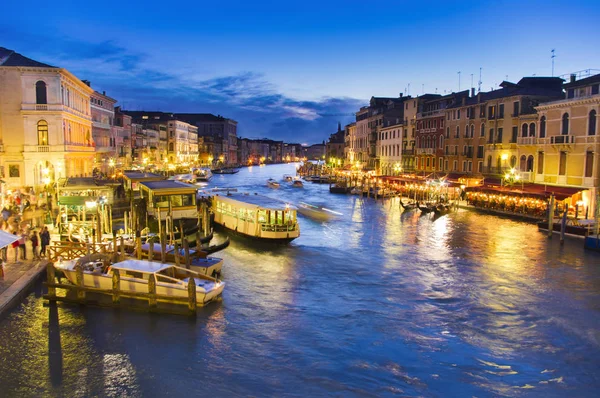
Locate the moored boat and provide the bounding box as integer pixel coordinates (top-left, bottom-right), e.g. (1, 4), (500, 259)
(400, 200), (417, 211)
(537, 218), (597, 238)
(212, 168), (240, 175)
(211, 192), (300, 242)
(267, 178), (280, 188)
(54, 256), (225, 306)
(139, 242), (225, 276)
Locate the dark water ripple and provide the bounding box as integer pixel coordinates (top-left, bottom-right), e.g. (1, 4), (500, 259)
(1, 163), (599, 397)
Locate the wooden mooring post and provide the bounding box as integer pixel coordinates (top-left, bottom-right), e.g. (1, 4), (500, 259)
(160, 231), (167, 263)
(188, 278), (197, 314)
(136, 231), (142, 260)
(148, 274), (157, 310)
(46, 264), (56, 300)
(75, 264), (85, 302)
(112, 269), (120, 305)
(148, 237), (154, 261)
(119, 236), (125, 261)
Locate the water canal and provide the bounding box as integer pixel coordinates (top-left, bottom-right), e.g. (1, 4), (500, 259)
(1, 163), (599, 397)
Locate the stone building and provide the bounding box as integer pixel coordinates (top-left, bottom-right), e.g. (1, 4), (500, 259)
(0, 47), (95, 190)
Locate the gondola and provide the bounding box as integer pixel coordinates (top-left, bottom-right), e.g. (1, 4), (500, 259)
(433, 203), (451, 216)
(417, 202), (434, 213)
(400, 200), (417, 211)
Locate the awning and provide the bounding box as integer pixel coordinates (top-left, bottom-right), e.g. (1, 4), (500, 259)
(0, 230), (18, 250)
(466, 183), (586, 201)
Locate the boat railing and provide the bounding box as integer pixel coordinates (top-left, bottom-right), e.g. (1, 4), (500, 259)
(260, 223), (298, 233)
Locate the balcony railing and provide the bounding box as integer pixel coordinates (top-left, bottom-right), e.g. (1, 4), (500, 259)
(517, 137), (540, 145)
(21, 103), (91, 120)
(550, 135), (575, 144)
(416, 148), (434, 155)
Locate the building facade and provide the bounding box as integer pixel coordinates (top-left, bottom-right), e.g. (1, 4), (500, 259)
(0, 47), (95, 190)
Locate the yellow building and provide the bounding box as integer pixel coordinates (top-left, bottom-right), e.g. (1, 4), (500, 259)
(0, 47), (95, 191)
(535, 73), (600, 215)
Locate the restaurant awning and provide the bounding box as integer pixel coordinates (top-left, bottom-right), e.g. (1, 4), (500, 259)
(466, 183), (586, 201)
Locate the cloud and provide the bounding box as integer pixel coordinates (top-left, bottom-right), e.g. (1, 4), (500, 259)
(1, 26), (363, 143)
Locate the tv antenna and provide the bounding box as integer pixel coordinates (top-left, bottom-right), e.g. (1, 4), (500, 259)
(458, 71), (461, 91)
(551, 49), (556, 76)
(478, 67), (482, 93)
(470, 73), (474, 93)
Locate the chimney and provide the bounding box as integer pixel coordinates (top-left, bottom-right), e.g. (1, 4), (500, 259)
(103, 91), (106, 95)
(399, 92), (403, 98)
(82, 80), (91, 87)
(471, 88), (475, 97)
(570, 74), (576, 83)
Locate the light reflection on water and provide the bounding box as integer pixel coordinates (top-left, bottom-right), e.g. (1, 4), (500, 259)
(1, 163), (600, 397)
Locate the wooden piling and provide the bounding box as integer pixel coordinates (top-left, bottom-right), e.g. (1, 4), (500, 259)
(46, 264), (56, 300)
(75, 264), (85, 301)
(148, 237), (154, 261)
(148, 274), (157, 310)
(174, 242), (180, 266)
(547, 194), (555, 238)
(196, 231), (201, 250)
(160, 231), (167, 263)
(560, 209), (567, 244)
(183, 238), (190, 269)
(119, 236), (125, 261)
(112, 269), (120, 305)
(136, 232), (142, 260)
(188, 277), (197, 314)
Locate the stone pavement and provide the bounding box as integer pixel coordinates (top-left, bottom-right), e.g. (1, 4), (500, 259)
(0, 253), (49, 316)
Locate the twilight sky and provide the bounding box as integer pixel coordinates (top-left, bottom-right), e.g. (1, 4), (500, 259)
(2, 0), (599, 144)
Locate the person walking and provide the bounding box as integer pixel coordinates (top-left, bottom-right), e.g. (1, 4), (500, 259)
(18, 231), (27, 260)
(30, 230), (40, 260)
(11, 231), (19, 262)
(40, 226), (50, 257)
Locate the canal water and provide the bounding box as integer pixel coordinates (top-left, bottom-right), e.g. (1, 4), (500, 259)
(1, 163), (599, 397)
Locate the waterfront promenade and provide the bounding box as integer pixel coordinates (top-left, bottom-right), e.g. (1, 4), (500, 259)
(0, 258), (48, 316)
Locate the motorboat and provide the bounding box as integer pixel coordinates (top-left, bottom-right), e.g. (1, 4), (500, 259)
(169, 174), (197, 184)
(297, 202), (342, 222)
(54, 256), (225, 306)
(267, 178), (280, 188)
(283, 174), (294, 182)
(292, 180), (304, 188)
(212, 168), (240, 174)
(138, 242), (225, 277)
(193, 167), (213, 182)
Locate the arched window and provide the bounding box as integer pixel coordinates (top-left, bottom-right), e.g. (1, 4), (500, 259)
(510, 155), (517, 168)
(446, 127), (450, 138)
(37, 120), (48, 145)
(35, 81), (47, 104)
(439, 136), (444, 148)
(168, 142), (174, 152)
(562, 113), (569, 135)
(480, 123), (485, 137)
(521, 123), (528, 137)
(487, 155), (492, 171)
(589, 110), (597, 136)
(540, 116), (546, 138)
(455, 126), (460, 138)
(470, 124), (475, 138)
(465, 125), (469, 137)
(529, 123), (536, 137)
(527, 155), (534, 172)
(519, 155), (527, 171)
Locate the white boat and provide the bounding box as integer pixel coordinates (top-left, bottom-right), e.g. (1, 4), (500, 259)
(267, 178), (280, 188)
(193, 167), (213, 182)
(283, 174), (294, 182)
(54, 257), (225, 306)
(297, 202), (342, 221)
(139, 242), (224, 276)
(211, 192), (300, 242)
(169, 174), (197, 184)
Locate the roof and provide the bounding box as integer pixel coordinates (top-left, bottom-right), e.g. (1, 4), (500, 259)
(122, 111), (236, 125)
(140, 180), (197, 192)
(122, 172), (165, 181)
(466, 183), (585, 201)
(563, 73), (600, 89)
(0, 47), (56, 68)
(110, 259), (175, 273)
(210, 193), (297, 211)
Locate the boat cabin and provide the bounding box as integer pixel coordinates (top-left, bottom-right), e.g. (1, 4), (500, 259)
(139, 180), (197, 220)
(123, 171), (165, 193)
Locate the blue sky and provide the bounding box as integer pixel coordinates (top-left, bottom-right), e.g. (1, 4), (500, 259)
(2, 0), (599, 143)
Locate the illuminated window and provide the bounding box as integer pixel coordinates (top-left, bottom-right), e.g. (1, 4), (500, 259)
(37, 120), (48, 145)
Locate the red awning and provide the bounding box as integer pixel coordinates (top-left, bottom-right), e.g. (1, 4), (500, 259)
(466, 183), (586, 201)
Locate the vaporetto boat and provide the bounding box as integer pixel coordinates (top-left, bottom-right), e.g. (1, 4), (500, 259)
(54, 257), (225, 306)
(209, 192), (300, 242)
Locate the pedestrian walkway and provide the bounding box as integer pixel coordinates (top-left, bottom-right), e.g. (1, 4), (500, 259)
(0, 258), (49, 316)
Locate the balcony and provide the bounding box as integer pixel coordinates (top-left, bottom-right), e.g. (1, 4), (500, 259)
(23, 145), (50, 152)
(417, 109), (444, 118)
(21, 103), (91, 120)
(416, 148), (434, 155)
(517, 137), (540, 145)
(402, 149), (415, 155)
(550, 135), (575, 145)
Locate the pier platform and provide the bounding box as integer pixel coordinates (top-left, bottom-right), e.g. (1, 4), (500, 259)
(0, 258), (49, 317)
